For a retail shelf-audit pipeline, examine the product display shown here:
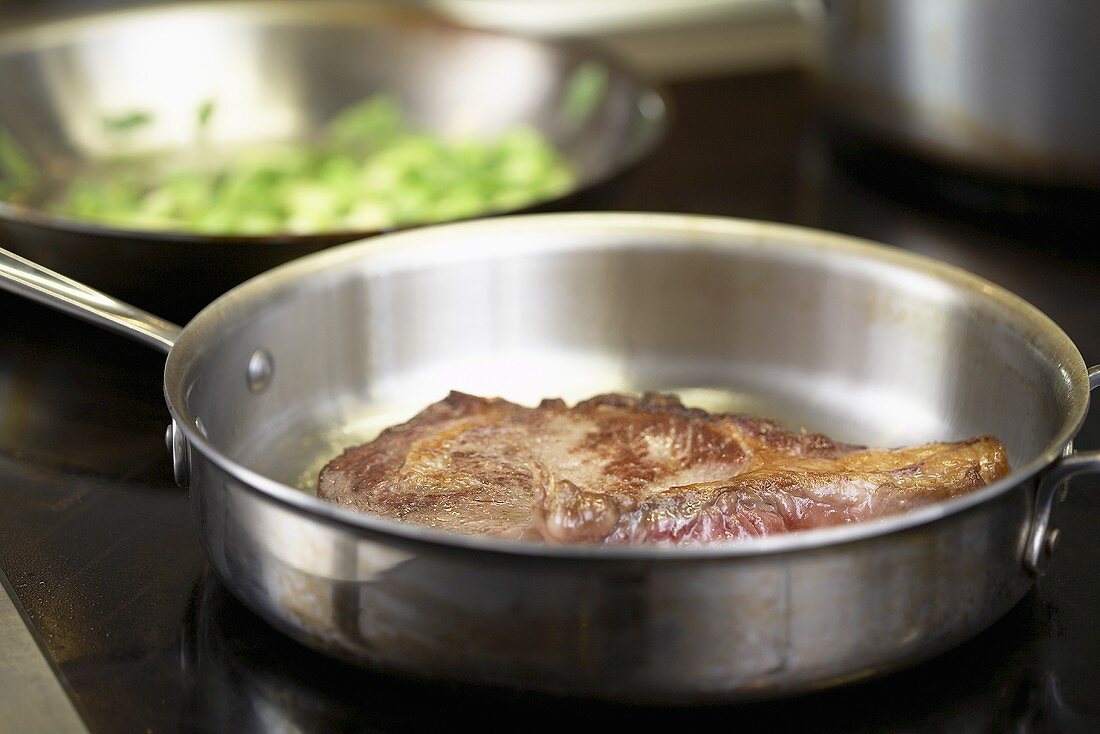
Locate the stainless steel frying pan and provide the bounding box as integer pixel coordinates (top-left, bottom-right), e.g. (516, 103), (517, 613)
(2, 213), (1097, 703)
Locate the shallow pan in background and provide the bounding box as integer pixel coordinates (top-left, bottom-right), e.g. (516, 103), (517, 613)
(0, 1), (666, 317)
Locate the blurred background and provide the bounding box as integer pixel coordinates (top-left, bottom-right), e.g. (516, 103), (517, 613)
(0, 0), (823, 78)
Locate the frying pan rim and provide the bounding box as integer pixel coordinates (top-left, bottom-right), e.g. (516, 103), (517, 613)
(164, 211), (1090, 561)
(0, 0), (668, 242)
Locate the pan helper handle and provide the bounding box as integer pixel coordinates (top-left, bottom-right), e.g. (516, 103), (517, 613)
(0, 246), (181, 353)
(1025, 365), (1100, 576)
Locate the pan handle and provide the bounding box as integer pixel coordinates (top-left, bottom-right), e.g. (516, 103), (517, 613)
(0, 246), (180, 354)
(1025, 365), (1100, 576)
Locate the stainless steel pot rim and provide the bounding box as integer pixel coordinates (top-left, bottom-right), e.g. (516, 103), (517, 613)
(165, 212), (1091, 561)
(0, 0), (668, 243)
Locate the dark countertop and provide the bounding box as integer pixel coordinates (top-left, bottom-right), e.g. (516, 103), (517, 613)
(2, 68), (1099, 733)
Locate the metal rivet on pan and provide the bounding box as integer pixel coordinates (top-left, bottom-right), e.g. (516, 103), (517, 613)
(1044, 528), (1061, 555)
(247, 349), (274, 393)
(194, 417), (207, 437)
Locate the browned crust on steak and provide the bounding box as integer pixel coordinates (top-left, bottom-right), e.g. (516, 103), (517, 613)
(317, 391), (1010, 544)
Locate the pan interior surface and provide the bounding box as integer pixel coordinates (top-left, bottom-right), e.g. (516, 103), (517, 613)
(167, 214), (1086, 541)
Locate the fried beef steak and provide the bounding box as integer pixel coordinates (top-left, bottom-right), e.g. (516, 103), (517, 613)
(317, 391), (1009, 544)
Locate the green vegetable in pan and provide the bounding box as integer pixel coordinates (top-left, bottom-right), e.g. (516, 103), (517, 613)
(34, 95), (575, 235)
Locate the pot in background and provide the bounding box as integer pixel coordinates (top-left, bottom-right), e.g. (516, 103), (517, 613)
(822, 0), (1100, 189)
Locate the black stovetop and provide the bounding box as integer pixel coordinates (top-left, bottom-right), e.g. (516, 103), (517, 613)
(2, 70), (1100, 733)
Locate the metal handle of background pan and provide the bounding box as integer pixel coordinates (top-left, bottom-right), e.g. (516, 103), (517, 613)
(0, 246), (181, 353)
(1025, 366), (1100, 576)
